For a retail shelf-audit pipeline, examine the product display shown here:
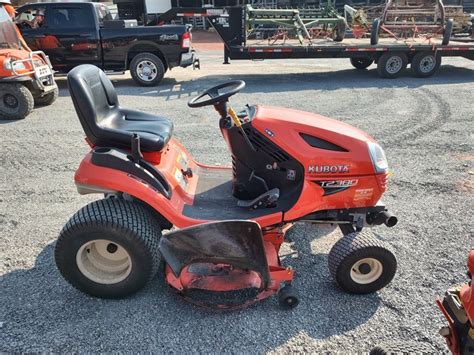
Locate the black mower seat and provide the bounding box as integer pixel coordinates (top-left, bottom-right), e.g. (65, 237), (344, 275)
(67, 64), (173, 152)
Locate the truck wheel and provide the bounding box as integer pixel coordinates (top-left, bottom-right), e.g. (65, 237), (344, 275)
(55, 198), (162, 298)
(328, 230), (397, 294)
(333, 21), (346, 42)
(442, 19), (454, 46)
(34, 87), (59, 107)
(0, 83), (34, 120)
(377, 52), (408, 78)
(350, 57), (374, 70)
(130, 53), (166, 87)
(370, 18), (381, 45)
(411, 52), (441, 78)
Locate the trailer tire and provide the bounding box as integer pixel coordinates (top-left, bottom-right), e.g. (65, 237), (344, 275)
(34, 86), (58, 107)
(0, 83), (34, 120)
(328, 230), (397, 294)
(333, 21), (346, 42)
(377, 52), (408, 78)
(370, 18), (381, 45)
(350, 57), (374, 70)
(442, 19), (454, 46)
(55, 198), (162, 298)
(130, 52), (166, 87)
(411, 52), (441, 78)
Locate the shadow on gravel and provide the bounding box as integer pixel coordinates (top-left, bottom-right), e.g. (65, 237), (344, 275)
(53, 64), (473, 102)
(0, 224), (381, 352)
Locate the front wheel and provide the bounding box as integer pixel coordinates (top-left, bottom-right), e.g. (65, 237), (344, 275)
(34, 87), (58, 107)
(0, 83), (34, 120)
(130, 52), (166, 87)
(377, 52), (408, 78)
(55, 198), (162, 298)
(328, 230), (397, 294)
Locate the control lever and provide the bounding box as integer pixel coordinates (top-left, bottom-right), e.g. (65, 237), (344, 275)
(131, 133), (143, 163)
(228, 107), (256, 152)
(238, 188), (280, 209)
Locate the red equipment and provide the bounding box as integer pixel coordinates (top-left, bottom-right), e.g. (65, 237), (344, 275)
(437, 250), (474, 354)
(55, 64), (398, 309)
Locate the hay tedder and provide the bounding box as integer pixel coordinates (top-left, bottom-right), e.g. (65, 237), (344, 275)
(369, 0), (454, 45)
(245, 2), (347, 44)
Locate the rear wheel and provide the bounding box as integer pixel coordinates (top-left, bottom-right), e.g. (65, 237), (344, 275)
(411, 52), (441, 78)
(377, 52), (408, 78)
(328, 230), (397, 294)
(333, 21), (346, 42)
(442, 19), (454, 46)
(34, 86), (58, 106)
(55, 198), (162, 298)
(350, 57), (374, 70)
(370, 18), (381, 45)
(130, 52), (166, 87)
(0, 83), (34, 120)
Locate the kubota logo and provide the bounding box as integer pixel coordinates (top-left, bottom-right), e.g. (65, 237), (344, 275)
(308, 165), (349, 174)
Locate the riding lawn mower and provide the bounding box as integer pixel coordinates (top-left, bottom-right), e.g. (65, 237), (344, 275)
(55, 64), (399, 309)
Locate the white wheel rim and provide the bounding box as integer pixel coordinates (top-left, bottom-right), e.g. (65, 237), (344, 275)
(386, 56), (403, 74)
(419, 55), (436, 73)
(137, 60), (158, 81)
(76, 239), (132, 284)
(350, 258), (383, 284)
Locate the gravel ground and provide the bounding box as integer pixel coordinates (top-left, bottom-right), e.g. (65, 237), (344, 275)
(1, 51), (473, 353)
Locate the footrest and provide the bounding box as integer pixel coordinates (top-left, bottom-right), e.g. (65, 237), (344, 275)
(237, 188), (280, 209)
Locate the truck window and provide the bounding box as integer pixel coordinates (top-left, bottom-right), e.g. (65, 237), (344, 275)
(49, 7), (94, 29)
(95, 4), (113, 26)
(16, 7), (47, 30)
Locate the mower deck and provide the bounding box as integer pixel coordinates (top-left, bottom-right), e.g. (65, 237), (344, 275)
(182, 166), (282, 220)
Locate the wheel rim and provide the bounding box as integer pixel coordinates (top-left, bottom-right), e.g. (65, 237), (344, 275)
(3, 94), (19, 109)
(350, 258), (383, 284)
(419, 55), (436, 73)
(136, 60), (158, 82)
(76, 239), (132, 284)
(385, 56), (403, 74)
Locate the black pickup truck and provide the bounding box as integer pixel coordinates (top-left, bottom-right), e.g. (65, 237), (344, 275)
(16, 2), (198, 86)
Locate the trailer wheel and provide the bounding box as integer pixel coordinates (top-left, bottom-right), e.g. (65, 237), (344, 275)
(370, 18), (381, 45)
(34, 87), (58, 107)
(442, 19), (454, 46)
(411, 52), (441, 78)
(328, 230), (397, 294)
(377, 52), (408, 78)
(350, 57), (374, 70)
(0, 83), (34, 120)
(130, 52), (166, 87)
(333, 21), (346, 42)
(55, 198), (162, 298)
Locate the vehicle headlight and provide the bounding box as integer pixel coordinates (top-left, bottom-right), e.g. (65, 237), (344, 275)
(368, 142), (388, 173)
(3, 58), (26, 71)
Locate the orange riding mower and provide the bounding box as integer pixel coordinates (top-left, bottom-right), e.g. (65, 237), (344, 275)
(0, 4), (57, 120)
(54, 64), (399, 310)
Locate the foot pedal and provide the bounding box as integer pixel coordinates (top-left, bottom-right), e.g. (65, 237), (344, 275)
(238, 188), (279, 209)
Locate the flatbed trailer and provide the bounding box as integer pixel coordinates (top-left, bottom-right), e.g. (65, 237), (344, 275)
(159, 6), (474, 78)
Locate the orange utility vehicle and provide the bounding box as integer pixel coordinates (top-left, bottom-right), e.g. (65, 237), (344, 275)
(0, 1), (57, 120)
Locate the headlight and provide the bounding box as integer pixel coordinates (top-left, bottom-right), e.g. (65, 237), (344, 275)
(3, 58), (26, 71)
(368, 142), (388, 173)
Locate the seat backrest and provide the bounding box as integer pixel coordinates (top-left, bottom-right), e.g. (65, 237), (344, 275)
(67, 64), (121, 144)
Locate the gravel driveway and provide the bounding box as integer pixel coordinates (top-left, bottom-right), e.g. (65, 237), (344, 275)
(1, 50), (473, 353)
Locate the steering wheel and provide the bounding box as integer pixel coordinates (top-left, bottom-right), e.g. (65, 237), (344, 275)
(188, 80), (245, 108)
